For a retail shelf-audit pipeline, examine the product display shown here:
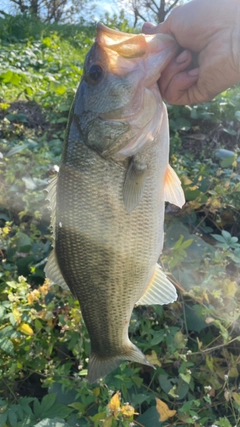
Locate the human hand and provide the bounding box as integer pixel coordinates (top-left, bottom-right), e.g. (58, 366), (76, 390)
(143, 0), (240, 105)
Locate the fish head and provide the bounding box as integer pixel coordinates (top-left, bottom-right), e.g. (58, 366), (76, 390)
(71, 23), (178, 159)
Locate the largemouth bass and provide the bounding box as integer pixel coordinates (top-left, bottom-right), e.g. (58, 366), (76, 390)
(45, 24), (185, 384)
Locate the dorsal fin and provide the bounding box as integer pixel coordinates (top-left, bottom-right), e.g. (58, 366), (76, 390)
(45, 175), (58, 242)
(136, 263), (177, 306)
(44, 175), (69, 291)
(164, 164), (185, 208)
(44, 250), (69, 291)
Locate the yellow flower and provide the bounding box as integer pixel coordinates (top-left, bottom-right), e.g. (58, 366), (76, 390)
(121, 404), (138, 417)
(108, 392), (121, 418)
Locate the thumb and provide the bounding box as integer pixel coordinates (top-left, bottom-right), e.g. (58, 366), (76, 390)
(142, 21), (168, 34)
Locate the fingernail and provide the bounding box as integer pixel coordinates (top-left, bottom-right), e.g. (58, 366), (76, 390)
(188, 68), (199, 77)
(176, 50), (188, 64)
(143, 22), (156, 30)
(142, 22), (156, 33)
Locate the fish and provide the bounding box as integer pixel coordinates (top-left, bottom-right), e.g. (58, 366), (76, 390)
(44, 23), (185, 384)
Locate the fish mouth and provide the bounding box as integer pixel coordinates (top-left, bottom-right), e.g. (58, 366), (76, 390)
(94, 24), (178, 158)
(96, 23), (177, 59)
(96, 22), (178, 80)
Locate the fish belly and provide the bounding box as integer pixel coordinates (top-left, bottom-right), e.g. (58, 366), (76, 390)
(55, 137), (165, 380)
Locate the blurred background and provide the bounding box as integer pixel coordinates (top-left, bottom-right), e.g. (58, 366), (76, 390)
(0, 0), (189, 26)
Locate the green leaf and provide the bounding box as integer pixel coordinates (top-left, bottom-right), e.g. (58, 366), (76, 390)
(40, 394), (57, 414)
(0, 337), (15, 355)
(222, 127), (237, 136)
(0, 213), (10, 220)
(20, 399), (34, 416)
(50, 81), (66, 95)
(42, 37), (53, 47)
(89, 411), (106, 423)
(190, 108), (199, 119)
(235, 110), (240, 121)
(0, 306), (6, 320)
(78, 369), (88, 376)
(33, 399), (42, 419)
(179, 372), (191, 384)
(131, 394), (150, 405)
(216, 417), (232, 427)
(0, 410), (8, 427)
(220, 156), (235, 168)
(137, 406), (161, 427)
(24, 86), (34, 96)
(10, 73), (22, 86)
(215, 148), (235, 167)
(15, 232), (32, 250)
(185, 305), (207, 333)
(43, 404), (73, 419)
(221, 230), (232, 240)
(159, 374), (174, 394)
(180, 239), (193, 250)
(215, 148), (235, 159)
(8, 408), (18, 427)
(212, 234), (226, 243)
(6, 113), (27, 123)
(48, 383), (78, 406)
(150, 330), (165, 346)
(184, 188), (202, 201)
(68, 402), (85, 413)
(0, 70), (13, 83)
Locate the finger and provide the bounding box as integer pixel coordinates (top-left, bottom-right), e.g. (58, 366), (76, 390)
(142, 22), (156, 34)
(142, 22), (167, 34)
(160, 69), (199, 105)
(160, 50), (193, 94)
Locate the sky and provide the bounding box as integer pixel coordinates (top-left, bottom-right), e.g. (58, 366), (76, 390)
(0, 0), (189, 28)
(0, 0), (135, 24)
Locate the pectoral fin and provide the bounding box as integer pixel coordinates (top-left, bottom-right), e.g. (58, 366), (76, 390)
(123, 159), (148, 213)
(164, 164), (185, 208)
(136, 263), (177, 306)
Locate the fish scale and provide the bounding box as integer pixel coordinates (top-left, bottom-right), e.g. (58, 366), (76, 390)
(56, 138), (163, 321)
(45, 23), (185, 383)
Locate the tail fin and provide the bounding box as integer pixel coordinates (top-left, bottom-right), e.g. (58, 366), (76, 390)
(88, 342), (155, 384)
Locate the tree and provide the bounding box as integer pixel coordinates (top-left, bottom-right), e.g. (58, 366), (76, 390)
(7, 0), (86, 22)
(129, 0), (184, 27)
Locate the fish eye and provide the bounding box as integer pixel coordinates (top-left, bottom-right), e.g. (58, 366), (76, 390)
(86, 64), (103, 85)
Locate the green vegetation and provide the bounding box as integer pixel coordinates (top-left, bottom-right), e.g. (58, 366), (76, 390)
(0, 14), (240, 427)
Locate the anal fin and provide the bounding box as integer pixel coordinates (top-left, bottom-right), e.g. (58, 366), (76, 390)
(136, 263), (177, 306)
